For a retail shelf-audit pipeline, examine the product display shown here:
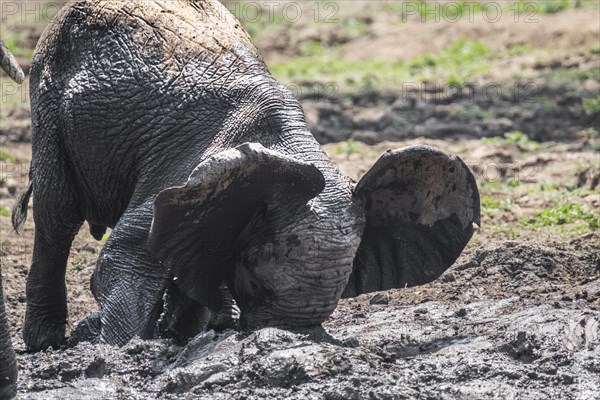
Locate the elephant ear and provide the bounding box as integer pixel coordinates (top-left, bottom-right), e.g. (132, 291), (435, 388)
(343, 145), (480, 297)
(148, 143), (325, 308)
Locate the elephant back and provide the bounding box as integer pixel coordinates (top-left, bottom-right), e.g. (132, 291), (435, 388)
(32, 0), (264, 80)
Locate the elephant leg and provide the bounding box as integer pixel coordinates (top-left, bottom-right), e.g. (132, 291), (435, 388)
(158, 282), (240, 343)
(207, 283), (240, 331)
(69, 312), (101, 346)
(91, 204), (169, 346)
(24, 165), (83, 351)
(157, 281), (212, 343)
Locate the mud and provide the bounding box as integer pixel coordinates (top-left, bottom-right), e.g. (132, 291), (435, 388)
(1, 1), (599, 399)
(11, 242), (599, 399)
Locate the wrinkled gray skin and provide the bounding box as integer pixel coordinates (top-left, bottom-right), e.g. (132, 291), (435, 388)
(0, 38), (22, 400)
(13, 0), (480, 351)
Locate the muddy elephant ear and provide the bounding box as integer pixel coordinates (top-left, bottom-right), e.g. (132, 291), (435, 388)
(343, 145), (480, 297)
(148, 143), (325, 308)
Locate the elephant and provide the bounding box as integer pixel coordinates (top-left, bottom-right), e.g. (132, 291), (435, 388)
(12, 0), (480, 351)
(0, 39), (23, 400)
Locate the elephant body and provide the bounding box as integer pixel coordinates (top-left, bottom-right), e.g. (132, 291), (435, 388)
(15, 0), (480, 350)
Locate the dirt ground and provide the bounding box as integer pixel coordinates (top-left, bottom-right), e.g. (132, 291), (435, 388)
(0, 1), (599, 399)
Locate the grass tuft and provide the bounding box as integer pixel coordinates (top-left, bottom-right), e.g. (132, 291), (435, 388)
(271, 38), (493, 92)
(0, 150), (17, 163)
(523, 204), (599, 231)
(334, 139), (361, 155)
(483, 131), (541, 151)
(582, 96), (600, 116)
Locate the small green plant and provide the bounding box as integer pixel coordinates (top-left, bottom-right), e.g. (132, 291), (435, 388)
(538, 0), (572, 14)
(481, 196), (517, 214)
(0, 150), (17, 163)
(524, 204), (599, 231)
(511, 0), (572, 15)
(340, 18), (369, 38)
(582, 96), (600, 116)
(410, 38), (492, 86)
(507, 178), (522, 188)
(545, 68), (600, 88)
(300, 40), (325, 57)
(0, 207), (10, 217)
(334, 138), (360, 155)
(507, 44), (535, 56)
(483, 131), (541, 151)
(72, 257), (88, 272)
(481, 196), (501, 210)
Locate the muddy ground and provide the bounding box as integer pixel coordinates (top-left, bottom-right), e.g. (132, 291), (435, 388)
(0, 1), (599, 399)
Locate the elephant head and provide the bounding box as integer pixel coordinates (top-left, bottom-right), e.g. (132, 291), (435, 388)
(148, 143), (479, 329)
(0, 38), (22, 400)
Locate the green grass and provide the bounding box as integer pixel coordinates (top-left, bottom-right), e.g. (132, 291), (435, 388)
(299, 40), (326, 57)
(340, 18), (369, 39)
(510, 0), (598, 14)
(507, 44), (535, 57)
(582, 96), (600, 115)
(536, 0), (572, 14)
(0, 207), (10, 217)
(0, 150), (17, 162)
(72, 257), (88, 272)
(0, 31), (34, 61)
(483, 131), (541, 151)
(410, 38), (492, 85)
(334, 138), (361, 155)
(481, 196), (517, 214)
(271, 38), (493, 92)
(544, 67), (600, 88)
(523, 204), (599, 231)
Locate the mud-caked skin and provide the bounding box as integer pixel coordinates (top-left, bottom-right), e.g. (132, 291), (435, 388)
(15, 0), (480, 350)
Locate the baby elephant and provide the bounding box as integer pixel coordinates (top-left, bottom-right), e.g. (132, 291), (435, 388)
(13, 0), (480, 350)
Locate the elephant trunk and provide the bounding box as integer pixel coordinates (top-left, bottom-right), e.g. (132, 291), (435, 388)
(0, 269), (17, 399)
(0, 39), (24, 84)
